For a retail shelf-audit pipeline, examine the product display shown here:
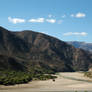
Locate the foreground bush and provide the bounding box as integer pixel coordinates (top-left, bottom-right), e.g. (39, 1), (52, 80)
(0, 71), (32, 85)
(0, 71), (57, 85)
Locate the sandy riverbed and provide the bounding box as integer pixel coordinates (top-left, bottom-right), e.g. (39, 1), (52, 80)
(0, 72), (92, 92)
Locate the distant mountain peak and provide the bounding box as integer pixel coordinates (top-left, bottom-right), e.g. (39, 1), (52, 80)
(67, 41), (92, 52)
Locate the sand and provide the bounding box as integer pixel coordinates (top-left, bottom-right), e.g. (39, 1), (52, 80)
(0, 72), (92, 92)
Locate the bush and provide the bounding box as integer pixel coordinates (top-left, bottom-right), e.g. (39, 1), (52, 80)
(0, 71), (32, 85)
(0, 70), (57, 85)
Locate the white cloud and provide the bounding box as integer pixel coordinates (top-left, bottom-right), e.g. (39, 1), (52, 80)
(76, 13), (86, 18)
(46, 19), (56, 23)
(63, 32), (88, 36)
(8, 17), (25, 24)
(28, 18), (44, 23)
(71, 13), (86, 18)
(62, 15), (66, 18)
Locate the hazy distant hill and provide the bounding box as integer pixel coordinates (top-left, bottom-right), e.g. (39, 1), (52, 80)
(67, 41), (92, 52)
(0, 26), (92, 73)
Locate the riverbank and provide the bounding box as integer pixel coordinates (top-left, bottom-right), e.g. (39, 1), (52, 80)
(0, 72), (92, 92)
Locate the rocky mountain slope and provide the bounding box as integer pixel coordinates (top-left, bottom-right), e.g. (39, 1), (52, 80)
(0, 26), (92, 73)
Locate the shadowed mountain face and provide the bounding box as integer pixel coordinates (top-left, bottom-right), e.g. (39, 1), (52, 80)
(0, 27), (29, 57)
(67, 41), (92, 52)
(0, 54), (26, 71)
(0, 26), (92, 72)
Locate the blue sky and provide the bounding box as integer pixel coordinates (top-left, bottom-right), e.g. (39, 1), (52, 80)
(0, 0), (92, 42)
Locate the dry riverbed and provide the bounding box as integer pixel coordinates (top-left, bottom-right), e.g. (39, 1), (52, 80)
(0, 72), (92, 92)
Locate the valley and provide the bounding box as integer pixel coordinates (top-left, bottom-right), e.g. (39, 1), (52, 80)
(0, 0), (92, 91)
(0, 72), (92, 92)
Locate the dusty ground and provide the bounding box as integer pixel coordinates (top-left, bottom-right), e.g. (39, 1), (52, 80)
(0, 72), (92, 92)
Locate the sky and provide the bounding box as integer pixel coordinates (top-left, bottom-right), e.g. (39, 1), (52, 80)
(0, 0), (92, 42)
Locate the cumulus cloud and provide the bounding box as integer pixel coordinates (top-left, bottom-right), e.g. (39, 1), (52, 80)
(8, 17), (25, 24)
(46, 19), (56, 23)
(28, 18), (44, 23)
(76, 13), (86, 18)
(8, 16), (62, 24)
(71, 13), (86, 18)
(63, 32), (88, 36)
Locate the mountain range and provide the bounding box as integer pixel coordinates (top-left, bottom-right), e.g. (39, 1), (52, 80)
(67, 41), (92, 52)
(0, 26), (92, 73)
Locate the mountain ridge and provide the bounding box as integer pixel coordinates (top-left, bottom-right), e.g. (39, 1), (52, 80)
(0, 26), (92, 73)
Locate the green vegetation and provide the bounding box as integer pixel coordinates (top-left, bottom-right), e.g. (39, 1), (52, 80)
(0, 70), (57, 86)
(0, 71), (32, 85)
(84, 71), (92, 78)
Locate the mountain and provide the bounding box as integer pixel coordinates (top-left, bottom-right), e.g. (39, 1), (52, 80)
(0, 54), (25, 71)
(0, 26), (29, 57)
(0, 26), (92, 73)
(67, 41), (92, 52)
